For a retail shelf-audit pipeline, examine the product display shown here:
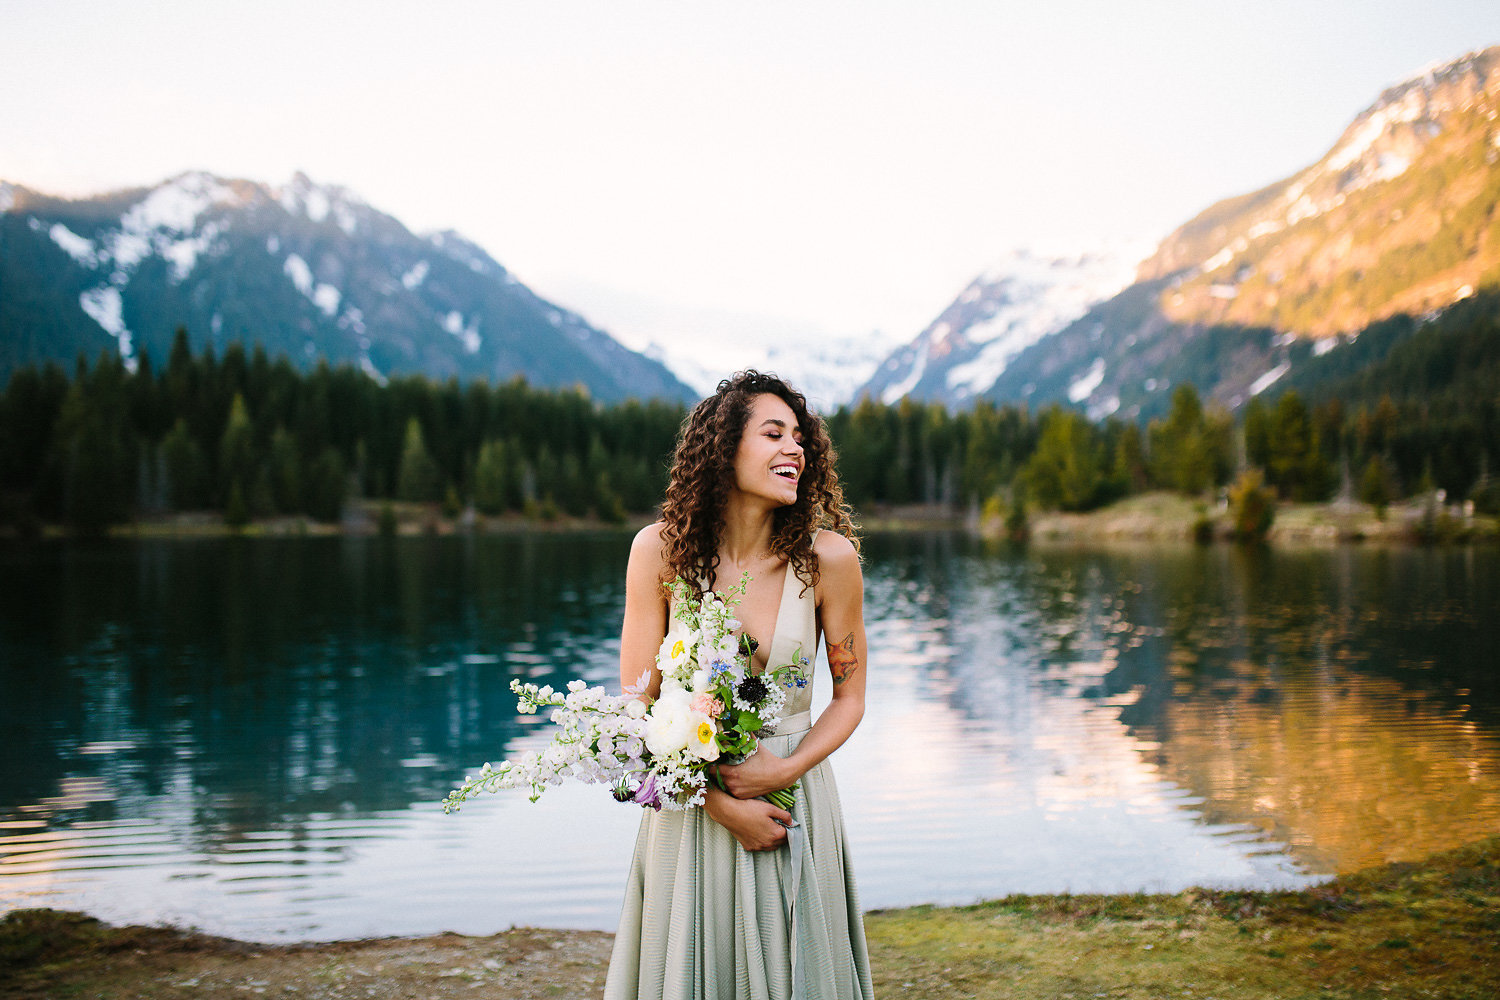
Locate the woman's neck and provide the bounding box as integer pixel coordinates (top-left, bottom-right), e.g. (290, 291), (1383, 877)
(717, 495), (778, 570)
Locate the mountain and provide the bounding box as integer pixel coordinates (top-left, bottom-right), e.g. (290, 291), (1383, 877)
(979, 45), (1500, 420)
(856, 247), (1142, 408)
(0, 172), (694, 403)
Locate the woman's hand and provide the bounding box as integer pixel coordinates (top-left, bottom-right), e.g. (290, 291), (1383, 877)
(714, 748), (795, 801)
(705, 787), (795, 851)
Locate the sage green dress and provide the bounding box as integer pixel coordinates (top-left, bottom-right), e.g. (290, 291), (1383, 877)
(603, 553), (874, 1000)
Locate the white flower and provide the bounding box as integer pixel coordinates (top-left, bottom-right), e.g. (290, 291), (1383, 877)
(657, 625), (700, 680)
(686, 710), (720, 761)
(645, 687), (693, 756)
(625, 698), (648, 719)
(704, 629), (738, 666)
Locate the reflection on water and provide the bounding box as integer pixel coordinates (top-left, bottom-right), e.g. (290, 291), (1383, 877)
(1, 533), (1496, 940)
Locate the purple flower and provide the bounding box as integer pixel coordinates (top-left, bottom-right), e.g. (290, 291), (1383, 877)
(633, 772), (663, 811)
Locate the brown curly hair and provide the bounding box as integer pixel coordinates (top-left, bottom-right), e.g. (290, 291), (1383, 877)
(659, 370), (858, 598)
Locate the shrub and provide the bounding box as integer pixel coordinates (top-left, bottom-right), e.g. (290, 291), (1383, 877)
(1228, 469), (1276, 541)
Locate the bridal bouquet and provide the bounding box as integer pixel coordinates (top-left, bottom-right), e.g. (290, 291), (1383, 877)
(442, 574), (808, 814)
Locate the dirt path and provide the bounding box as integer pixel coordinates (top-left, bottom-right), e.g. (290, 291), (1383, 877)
(0, 912), (612, 1000)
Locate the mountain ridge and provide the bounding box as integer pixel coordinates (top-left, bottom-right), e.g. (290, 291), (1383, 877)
(972, 43), (1500, 420)
(0, 171), (695, 403)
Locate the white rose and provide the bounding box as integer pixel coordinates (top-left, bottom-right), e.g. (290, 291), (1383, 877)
(645, 688), (693, 756)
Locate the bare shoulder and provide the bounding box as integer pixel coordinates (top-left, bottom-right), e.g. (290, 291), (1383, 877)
(813, 531), (862, 594)
(627, 522), (670, 588)
(631, 521), (667, 558)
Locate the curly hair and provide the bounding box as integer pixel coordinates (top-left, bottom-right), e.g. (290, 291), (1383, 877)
(658, 370), (858, 598)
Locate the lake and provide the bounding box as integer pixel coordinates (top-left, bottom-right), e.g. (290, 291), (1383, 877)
(2, 532), (1497, 942)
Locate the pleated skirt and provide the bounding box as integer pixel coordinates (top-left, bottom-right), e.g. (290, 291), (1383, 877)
(602, 724), (874, 1000)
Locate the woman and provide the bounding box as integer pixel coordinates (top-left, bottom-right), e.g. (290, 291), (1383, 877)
(603, 371), (875, 1000)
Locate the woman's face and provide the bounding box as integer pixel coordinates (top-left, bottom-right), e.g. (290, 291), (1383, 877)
(731, 393), (804, 508)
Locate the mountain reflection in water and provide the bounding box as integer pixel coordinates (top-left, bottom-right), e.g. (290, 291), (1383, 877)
(1, 533), (1495, 941)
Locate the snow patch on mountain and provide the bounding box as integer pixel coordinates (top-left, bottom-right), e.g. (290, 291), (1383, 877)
(402, 260), (430, 290)
(1249, 362), (1291, 396)
(50, 224), (99, 266)
(284, 254), (314, 296)
(283, 253), (341, 317)
(1068, 357), (1106, 403)
(127, 172), (232, 234)
(80, 286), (136, 371)
(860, 245), (1146, 406)
(442, 311), (482, 353)
(875, 348), (924, 405)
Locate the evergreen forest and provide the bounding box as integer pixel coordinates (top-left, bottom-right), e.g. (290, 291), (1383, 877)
(2, 291), (1499, 537)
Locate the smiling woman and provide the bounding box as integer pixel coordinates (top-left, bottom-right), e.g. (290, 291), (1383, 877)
(605, 370), (873, 1000)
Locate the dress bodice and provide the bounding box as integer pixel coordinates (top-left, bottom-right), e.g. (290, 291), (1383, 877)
(671, 536), (821, 727)
(759, 555), (817, 722)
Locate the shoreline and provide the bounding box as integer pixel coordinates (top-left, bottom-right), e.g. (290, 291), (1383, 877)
(1009, 491), (1500, 546)
(3, 492), (1495, 544)
(4, 835), (1496, 999)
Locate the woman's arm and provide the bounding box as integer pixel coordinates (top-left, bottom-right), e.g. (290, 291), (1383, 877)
(618, 523), (669, 698)
(619, 524), (793, 850)
(717, 531), (867, 800)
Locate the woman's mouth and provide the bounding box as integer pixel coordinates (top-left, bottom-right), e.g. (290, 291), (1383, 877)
(772, 463), (799, 482)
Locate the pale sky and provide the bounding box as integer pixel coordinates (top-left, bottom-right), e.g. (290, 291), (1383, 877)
(5, 1), (1500, 351)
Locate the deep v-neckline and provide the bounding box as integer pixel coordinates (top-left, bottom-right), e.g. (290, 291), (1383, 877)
(716, 560), (796, 675)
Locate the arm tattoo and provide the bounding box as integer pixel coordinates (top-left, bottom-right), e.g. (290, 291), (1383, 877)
(828, 631), (861, 686)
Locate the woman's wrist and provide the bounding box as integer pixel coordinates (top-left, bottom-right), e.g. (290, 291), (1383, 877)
(776, 753), (808, 788)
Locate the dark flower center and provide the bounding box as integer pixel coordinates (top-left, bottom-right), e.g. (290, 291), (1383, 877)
(736, 676), (769, 704)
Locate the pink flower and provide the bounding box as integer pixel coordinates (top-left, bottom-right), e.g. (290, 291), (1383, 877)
(691, 693), (725, 718)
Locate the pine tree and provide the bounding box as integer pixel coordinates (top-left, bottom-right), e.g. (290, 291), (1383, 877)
(473, 439), (511, 516)
(397, 417), (441, 503)
(218, 393), (257, 508)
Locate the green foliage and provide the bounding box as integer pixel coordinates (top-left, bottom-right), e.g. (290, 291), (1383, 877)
(1147, 385), (1233, 495)
(1263, 390), (1335, 502)
(3, 294), (1497, 534)
(1022, 408), (1108, 512)
(1358, 454), (1396, 519)
(304, 447), (347, 523)
(397, 417), (441, 503)
(0, 342), (686, 532)
(218, 393), (256, 505)
(54, 372), (136, 533)
(473, 439), (511, 516)
(1227, 468), (1276, 541)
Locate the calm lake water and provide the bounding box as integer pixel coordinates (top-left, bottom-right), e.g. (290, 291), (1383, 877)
(2, 532), (1497, 942)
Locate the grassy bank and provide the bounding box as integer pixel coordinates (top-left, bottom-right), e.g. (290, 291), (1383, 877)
(1014, 490), (1500, 545)
(4, 836), (1496, 999)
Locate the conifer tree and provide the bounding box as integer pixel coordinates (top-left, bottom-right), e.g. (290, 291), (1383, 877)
(218, 393), (257, 507)
(397, 417), (441, 503)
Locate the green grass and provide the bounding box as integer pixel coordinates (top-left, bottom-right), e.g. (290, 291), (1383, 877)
(866, 835), (1500, 999)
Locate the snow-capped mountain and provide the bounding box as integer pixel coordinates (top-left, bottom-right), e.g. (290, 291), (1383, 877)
(0, 171), (694, 403)
(980, 44), (1500, 420)
(643, 327), (900, 411)
(856, 247), (1144, 407)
